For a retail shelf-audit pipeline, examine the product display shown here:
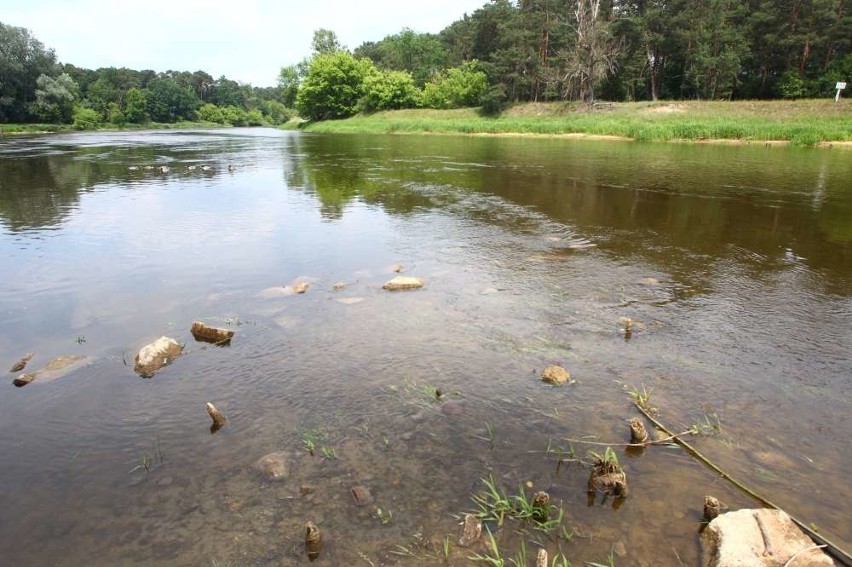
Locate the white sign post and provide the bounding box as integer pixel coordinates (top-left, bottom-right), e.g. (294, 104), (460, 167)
(836, 82), (847, 103)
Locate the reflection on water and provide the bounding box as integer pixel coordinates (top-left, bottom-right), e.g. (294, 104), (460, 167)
(0, 129), (850, 566)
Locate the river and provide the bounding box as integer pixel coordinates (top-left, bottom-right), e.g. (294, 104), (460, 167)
(0, 128), (849, 566)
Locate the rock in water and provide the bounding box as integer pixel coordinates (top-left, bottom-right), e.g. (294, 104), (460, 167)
(134, 337), (183, 377)
(190, 321), (234, 345)
(382, 276), (425, 291)
(12, 355), (89, 387)
(629, 417), (649, 444)
(703, 495), (721, 522)
(457, 514), (482, 547)
(10, 352), (34, 372)
(350, 485), (373, 505)
(293, 282), (310, 294)
(540, 365), (571, 385)
(305, 521), (322, 561)
(535, 549), (548, 567)
(206, 402), (227, 432)
(12, 373), (36, 387)
(254, 452), (290, 480)
(700, 509), (835, 567)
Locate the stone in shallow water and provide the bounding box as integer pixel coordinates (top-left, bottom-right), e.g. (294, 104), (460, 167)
(335, 297), (366, 305)
(13, 355), (90, 386)
(350, 485), (373, 505)
(254, 452), (291, 480)
(134, 337), (182, 377)
(382, 276), (425, 291)
(458, 514), (482, 547)
(540, 365), (571, 385)
(700, 509), (835, 567)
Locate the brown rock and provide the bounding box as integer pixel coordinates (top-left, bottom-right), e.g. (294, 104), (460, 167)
(134, 337), (182, 377)
(293, 282), (310, 294)
(190, 321), (234, 345)
(541, 365), (571, 385)
(704, 495), (721, 522)
(12, 355), (89, 387)
(254, 452), (291, 480)
(382, 276), (425, 291)
(629, 417), (649, 444)
(206, 402), (226, 432)
(351, 485), (373, 505)
(13, 373), (36, 387)
(700, 509), (835, 567)
(10, 352), (34, 372)
(458, 514), (482, 547)
(305, 521), (322, 561)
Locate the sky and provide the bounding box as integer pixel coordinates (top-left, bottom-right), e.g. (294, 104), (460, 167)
(1, 0), (489, 87)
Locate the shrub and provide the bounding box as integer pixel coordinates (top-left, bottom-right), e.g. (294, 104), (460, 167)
(72, 106), (101, 130)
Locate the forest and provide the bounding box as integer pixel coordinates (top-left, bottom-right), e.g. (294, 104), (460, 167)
(1, 1), (850, 127)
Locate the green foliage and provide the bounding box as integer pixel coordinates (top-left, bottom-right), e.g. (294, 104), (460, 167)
(312, 28), (343, 55)
(777, 71), (806, 100)
(124, 87), (148, 123)
(355, 28), (449, 87)
(107, 102), (125, 125)
(145, 77), (200, 122)
(422, 61), (488, 109)
(360, 69), (420, 112)
(258, 99), (293, 124)
(479, 84), (507, 116)
(198, 102), (225, 123)
(30, 73), (78, 123)
(0, 22), (58, 123)
(277, 64), (302, 107)
(296, 51), (376, 120)
(72, 106), (101, 130)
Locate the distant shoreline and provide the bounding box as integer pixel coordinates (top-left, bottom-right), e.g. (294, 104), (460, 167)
(299, 100), (852, 148)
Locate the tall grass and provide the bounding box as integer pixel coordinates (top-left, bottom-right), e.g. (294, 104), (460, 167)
(302, 100), (852, 147)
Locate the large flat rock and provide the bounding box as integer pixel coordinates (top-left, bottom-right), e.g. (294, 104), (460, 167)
(701, 509), (834, 567)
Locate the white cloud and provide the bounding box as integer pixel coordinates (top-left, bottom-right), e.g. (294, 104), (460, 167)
(1, 0), (487, 86)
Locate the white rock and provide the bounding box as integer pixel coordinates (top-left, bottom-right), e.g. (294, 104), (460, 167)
(134, 336), (183, 377)
(701, 509), (835, 567)
(382, 276), (425, 291)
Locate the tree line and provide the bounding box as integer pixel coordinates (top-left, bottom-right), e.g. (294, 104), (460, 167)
(4, 1), (850, 127)
(0, 21), (292, 127)
(289, 0), (850, 120)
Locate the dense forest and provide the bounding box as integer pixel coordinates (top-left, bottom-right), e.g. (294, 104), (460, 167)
(0, 22), (291, 128)
(2, 0), (850, 126)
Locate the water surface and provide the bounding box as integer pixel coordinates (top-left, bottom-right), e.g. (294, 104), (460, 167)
(1, 129), (850, 566)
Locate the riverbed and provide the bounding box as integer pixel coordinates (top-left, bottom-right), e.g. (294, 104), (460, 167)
(1, 128), (849, 566)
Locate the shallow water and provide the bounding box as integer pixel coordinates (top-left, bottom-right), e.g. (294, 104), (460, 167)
(0, 128), (850, 566)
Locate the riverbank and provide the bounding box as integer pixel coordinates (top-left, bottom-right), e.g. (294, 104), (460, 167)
(0, 120), (227, 135)
(301, 100), (852, 147)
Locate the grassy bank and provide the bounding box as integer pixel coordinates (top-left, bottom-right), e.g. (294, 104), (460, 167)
(1, 120), (228, 135)
(302, 100), (852, 146)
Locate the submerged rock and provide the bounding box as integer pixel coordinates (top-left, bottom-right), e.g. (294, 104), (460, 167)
(382, 276), (425, 291)
(305, 521), (322, 561)
(350, 485), (373, 505)
(10, 352), (34, 372)
(391, 263), (404, 273)
(12, 355), (89, 387)
(293, 282), (310, 294)
(134, 337), (182, 377)
(254, 452), (291, 480)
(540, 365), (571, 385)
(190, 321), (234, 345)
(700, 509), (835, 567)
(332, 281), (348, 291)
(458, 514), (482, 547)
(335, 297), (366, 305)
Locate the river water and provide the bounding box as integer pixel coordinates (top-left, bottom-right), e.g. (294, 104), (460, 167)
(0, 128), (849, 566)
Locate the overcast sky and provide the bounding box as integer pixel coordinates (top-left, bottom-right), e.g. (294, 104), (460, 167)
(1, 0), (488, 87)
